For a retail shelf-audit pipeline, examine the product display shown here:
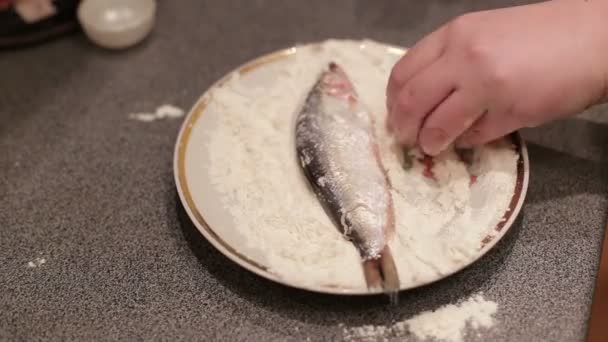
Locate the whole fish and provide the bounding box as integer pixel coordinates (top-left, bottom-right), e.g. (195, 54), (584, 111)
(295, 62), (400, 293)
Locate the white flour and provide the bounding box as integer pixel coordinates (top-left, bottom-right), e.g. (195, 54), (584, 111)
(27, 257), (46, 268)
(129, 104), (184, 122)
(341, 292), (498, 342)
(406, 294), (498, 342)
(203, 39), (518, 290)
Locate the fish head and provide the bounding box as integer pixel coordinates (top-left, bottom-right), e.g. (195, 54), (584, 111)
(319, 62), (358, 102)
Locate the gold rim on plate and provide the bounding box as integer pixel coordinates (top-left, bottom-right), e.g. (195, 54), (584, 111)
(173, 41), (530, 295)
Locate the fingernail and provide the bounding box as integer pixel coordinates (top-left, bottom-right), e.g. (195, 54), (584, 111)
(463, 117), (475, 130)
(420, 127), (449, 156)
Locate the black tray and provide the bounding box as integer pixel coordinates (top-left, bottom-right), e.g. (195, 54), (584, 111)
(0, 0), (80, 48)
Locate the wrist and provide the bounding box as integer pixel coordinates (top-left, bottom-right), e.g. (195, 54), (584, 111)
(550, 0), (608, 103)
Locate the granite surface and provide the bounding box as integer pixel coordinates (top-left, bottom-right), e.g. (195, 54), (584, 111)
(1, 1), (607, 341)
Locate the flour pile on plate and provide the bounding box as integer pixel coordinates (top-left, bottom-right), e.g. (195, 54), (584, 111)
(202, 39), (518, 290)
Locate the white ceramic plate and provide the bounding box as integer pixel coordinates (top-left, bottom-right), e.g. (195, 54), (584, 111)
(174, 41), (530, 295)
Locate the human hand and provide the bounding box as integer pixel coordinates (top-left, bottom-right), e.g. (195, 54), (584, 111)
(386, 0), (608, 156)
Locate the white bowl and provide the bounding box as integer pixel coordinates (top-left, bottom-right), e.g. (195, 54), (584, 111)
(77, 0), (156, 49)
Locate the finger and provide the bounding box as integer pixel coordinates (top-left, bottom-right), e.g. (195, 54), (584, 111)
(454, 112), (518, 148)
(418, 90), (485, 156)
(389, 58), (456, 147)
(386, 26), (448, 113)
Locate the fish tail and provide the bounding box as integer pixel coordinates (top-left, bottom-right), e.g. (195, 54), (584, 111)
(362, 246), (400, 298)
(379, 246), (400, 304)
(363, 259), (383, 291)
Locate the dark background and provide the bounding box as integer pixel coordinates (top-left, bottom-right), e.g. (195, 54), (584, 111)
(1, 1), (607, 341)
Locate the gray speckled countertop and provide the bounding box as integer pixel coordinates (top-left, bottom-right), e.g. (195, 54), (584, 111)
(1, 1), (607, 341)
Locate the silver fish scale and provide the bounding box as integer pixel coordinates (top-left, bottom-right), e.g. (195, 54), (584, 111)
(295, 73), (391, 260)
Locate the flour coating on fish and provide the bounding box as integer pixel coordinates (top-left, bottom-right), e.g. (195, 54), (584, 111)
(295, 62), (400, 292)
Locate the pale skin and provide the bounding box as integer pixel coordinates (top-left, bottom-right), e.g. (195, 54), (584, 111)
(386, 0), (608, 156)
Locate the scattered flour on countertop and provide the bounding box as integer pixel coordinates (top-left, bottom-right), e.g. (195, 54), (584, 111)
(27, 257), (46, 268)
(342, 323), (393, 342)
(129, 104), (184, 122)
(406, 294), (498, 342)
(201, 39), (519, 290)
(341, 293), (498, 342)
